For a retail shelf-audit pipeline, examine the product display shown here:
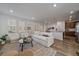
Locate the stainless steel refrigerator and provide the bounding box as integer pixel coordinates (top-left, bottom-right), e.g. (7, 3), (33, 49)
(75, 22), (79, 43)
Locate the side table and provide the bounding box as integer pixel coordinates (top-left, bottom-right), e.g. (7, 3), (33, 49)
(19, 36), (33, 52)
(24, 36), (33, 47)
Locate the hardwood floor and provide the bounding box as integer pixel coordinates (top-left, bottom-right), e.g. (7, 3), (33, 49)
(1, 41), (57, 56)
(51, 36), (79, 56)
(1, 36), (79, 56)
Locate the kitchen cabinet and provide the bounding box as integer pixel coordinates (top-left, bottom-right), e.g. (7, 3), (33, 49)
(65, 20), (76, 37)
(52, 32), (63, 40)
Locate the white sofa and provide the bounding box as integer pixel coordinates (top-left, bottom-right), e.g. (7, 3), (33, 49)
(32, 32), (54, 47)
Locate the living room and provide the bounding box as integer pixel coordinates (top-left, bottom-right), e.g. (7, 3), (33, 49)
(0, 3), (79, 56)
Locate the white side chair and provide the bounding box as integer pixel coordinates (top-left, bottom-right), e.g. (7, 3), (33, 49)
(18, 38), (24, 51)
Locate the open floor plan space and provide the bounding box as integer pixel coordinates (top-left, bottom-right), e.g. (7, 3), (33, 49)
(0, 3), (79, 56)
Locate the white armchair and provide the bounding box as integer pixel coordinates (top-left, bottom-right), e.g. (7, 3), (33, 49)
(8, 33), (19, 40)
(8, 33), (19, 43)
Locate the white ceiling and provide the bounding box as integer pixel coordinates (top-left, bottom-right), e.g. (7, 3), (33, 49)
(0, 3), (79, 22)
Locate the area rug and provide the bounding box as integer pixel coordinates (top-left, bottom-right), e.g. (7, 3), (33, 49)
(1, 41), (58, 56)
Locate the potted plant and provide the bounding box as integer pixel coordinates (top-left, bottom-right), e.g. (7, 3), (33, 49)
(0, 34), (8, 45)
(0, 38), (2, 44)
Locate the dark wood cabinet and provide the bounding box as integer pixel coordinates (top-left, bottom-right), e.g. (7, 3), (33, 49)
(65, 20), (76, 37)
(65, 21), (76, 29)
(64, 31), (75, 37)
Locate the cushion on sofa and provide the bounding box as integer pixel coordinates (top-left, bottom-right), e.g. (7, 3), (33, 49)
(42, 34), (49, 37)
(40, 32), (52, 37)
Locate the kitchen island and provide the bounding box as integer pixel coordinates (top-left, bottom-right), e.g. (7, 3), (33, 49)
(52, 31), (64, 40)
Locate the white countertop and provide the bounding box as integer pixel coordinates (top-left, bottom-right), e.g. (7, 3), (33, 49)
(51, 31), (64, 33)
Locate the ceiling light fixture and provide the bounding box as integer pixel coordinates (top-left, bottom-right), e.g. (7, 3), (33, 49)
(10, 9), (14, 13)
(53, 4), (56, 7)
(70, 11), (74, 14)
(32, 17), (35, 19)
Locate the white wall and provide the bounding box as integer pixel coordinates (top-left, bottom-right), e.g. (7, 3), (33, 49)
(47, 23), (57, 32)
(0, 14), (8, 36)
(0, 13), (65, 37)
(47, 21), (65, 32)
(0, 13), (44, 36)
(56, 21), (65, 32)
